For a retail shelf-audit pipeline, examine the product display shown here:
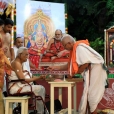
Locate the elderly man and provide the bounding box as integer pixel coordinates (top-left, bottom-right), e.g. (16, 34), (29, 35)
(14, 37), (36, 71)
(44, 29), (69, 61)
(9, 47), (45, 114)
(48, 34), (108, 114)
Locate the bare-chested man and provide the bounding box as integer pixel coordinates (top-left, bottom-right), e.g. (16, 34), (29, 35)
(14, 37), (37, 70)
(1, 18), (14, 61)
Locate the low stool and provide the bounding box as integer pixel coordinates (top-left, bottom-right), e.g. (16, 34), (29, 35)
(3, 96), (30, 114)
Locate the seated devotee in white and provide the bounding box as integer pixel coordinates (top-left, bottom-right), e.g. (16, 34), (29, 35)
(13, 37), (31, 72)
(8, 47), (45, 114)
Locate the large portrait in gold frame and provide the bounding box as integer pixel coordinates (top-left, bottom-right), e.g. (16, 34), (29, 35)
(16, 0), (65, 68)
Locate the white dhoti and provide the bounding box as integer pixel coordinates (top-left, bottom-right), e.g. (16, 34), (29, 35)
(70, 43), (108, 114)
(79, 64), (107, 114)
(9, 71), (45, 114)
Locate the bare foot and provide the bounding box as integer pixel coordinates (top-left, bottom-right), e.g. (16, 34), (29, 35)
(51, 56), (57, 61)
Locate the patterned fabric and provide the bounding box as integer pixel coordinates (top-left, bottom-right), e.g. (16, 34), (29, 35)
(0, 36), (12, 89)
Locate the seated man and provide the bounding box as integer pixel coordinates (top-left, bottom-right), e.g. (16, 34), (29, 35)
(8, 47), (45, 114)
(43, 29), (69, 61)
(14, 37), (37, 71)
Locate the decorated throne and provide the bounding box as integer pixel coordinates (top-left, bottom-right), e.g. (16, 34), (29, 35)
(24, 9), (69, 75)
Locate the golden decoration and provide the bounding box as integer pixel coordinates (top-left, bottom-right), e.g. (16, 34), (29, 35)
(24, 9), (55, 47)
(5, 4), (13, 16)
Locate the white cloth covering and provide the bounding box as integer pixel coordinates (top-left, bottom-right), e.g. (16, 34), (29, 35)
(9, 70), (45, 113)
(70, 43), (107, 114)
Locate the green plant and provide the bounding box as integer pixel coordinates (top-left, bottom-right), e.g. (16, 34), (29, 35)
(90, 37), (104, 57)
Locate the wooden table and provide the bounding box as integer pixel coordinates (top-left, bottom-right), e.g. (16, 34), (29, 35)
(48, 81), (76, 114)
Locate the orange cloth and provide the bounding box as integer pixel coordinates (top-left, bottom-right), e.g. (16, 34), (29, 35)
(45, 39), (65, 57)
(69, 40), (89, 76)
(28, 45), (46, 68)
(0, 37), (12, 89)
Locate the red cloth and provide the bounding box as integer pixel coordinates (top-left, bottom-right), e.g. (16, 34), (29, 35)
(28, 45), (46, 68)
(45, 41), (67, 57)
(50, 41), (64, 52)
